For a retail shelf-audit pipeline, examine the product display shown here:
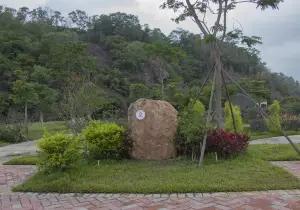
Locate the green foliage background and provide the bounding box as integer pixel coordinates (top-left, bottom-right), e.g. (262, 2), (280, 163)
(0, 5), (299, 124)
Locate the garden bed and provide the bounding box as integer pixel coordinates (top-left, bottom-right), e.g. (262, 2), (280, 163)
(11, 145), (300, 194)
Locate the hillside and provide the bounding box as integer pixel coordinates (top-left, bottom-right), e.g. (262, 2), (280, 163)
(1, 6), (300, 122)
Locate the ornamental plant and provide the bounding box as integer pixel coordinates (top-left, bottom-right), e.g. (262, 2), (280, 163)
(266, 100), (282, 133)
(38, 133), (82, 172)
(207, 129), (249, 158)
(82, 121), (125, 160)
(224, 101), (244, 133)
(177, 99), (206, 159)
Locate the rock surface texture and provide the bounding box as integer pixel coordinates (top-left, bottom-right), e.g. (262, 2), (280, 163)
(128, 99), (178, 160)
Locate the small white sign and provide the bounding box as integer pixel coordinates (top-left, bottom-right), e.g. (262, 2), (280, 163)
(136, 110), (145, 120)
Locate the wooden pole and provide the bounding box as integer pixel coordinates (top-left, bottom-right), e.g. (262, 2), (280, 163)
(211, 44), (224, 128)
(221, 69), (237, 133)
(199, 68), (217, 166)
(198, 64), (216, 96)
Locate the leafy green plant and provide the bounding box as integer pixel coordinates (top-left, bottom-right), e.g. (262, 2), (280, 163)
(224, 102), (244, 133)
(266, 100), (282, 133)
(38, 133), (81, 172)
(82, 121), (125, 159)
(177, 99), (206, 159)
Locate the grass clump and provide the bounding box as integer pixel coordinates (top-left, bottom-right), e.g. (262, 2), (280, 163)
(4, 155), (39, 165)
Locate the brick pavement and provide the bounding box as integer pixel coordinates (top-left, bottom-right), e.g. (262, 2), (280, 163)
(0, 163), (299, 210)
(0, 166), (36, 194)
(1, 190), (300, 210)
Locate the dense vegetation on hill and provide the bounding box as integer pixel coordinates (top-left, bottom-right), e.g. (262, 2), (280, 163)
(1, 6), (300, 124)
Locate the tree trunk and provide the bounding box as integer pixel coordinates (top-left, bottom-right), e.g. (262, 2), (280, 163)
(199, 68), (217, 166)
(161, 80), (164, 100)
(24, 102), (28, 138)
(40, 111), (44, 127)
(211, 43), (224, 128)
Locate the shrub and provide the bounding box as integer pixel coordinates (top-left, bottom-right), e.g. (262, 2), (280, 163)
(0, 124), (26, 143)
(266, 100), (282, 133)
(177, 99), (206, 159)
(82, 121), (125, 159)
(224, 102), (244, 133)
(207, 129), (249, 158)
(38, 133), (81, 172)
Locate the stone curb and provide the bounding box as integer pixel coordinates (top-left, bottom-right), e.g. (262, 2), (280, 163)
(2, 190), (300, 197)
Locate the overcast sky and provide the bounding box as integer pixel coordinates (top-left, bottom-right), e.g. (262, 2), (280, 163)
(1, 0), (299, 81)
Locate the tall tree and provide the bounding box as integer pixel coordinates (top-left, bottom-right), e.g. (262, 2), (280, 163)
(68, 10), (89, 30)
(17, 7), (29, 22)
(34, 84), (58, 125)
(161, 0), (283, 128)
(29, 7), (50, 23)
(11, 80), (39, 137)
(51, 11), (65, 27)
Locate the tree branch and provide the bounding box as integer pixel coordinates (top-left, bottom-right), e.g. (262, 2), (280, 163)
(222, 0), (228, 40)
(186, 0), (209, 36)
(213, 0), (223, 37)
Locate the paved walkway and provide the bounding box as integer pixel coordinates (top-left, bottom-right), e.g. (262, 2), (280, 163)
(250, 135), (300, 145)
(0, 190), (300, 210)
(0, 166), (36, 194)
(0, 141), (37, 164)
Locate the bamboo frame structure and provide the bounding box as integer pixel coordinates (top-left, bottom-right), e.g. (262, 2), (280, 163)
(198, 64), (300, 166)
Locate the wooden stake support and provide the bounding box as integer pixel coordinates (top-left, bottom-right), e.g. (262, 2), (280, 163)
(198, 64), (300, 167)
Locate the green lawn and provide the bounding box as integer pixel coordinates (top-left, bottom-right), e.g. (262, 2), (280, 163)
(27, 121), (68, 140)
(12, 144), (300, 194)
(249, 144), (300, 161)
(0, 121), (68, 146)
(250, 131), (300, 140)
(4, 155), (40, 165)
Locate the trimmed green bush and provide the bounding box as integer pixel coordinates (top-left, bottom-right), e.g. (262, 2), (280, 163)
(82, 121), (125, 159)
(266, 100), (282, 133)
(224, 102), (244, 133)
(38, 133), (81, 172)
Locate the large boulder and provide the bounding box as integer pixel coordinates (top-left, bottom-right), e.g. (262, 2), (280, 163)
(128, 99), (178, 160)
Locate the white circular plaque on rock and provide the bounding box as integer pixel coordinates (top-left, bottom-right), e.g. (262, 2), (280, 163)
(136, 110), (145, 120)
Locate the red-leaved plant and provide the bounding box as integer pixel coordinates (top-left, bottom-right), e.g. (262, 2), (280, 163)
(207, 129), (249, 158)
